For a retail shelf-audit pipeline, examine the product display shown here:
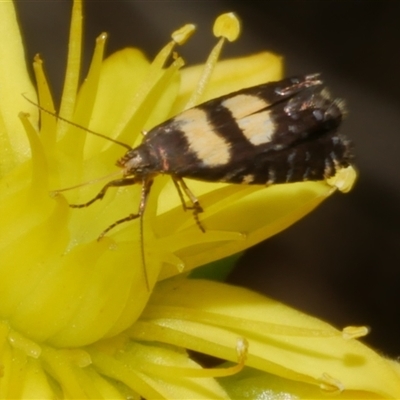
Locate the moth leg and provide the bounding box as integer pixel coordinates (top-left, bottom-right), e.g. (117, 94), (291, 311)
(98, 178), (153, 240)
(97, 178), (153, 291)
(172, 176), (205, 233)
(98, 212), (139, 240)
(69, 177), (138, 208)
(171, 178), (188, 211)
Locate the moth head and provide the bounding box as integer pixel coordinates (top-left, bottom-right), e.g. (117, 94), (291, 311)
(116, 145), (155, 177)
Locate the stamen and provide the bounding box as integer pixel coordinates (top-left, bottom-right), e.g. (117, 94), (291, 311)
(152, 24), (191, 70)
(213, 12), (241, 42)
(8, 329), (42, 359)
(63, 349), (92, 368)
(185, 12), (241, 109)
(138, 337), (248, 379)
(326, 165), (357, 193)
(115, 57), (184, 148)
(110, 24), (190, 145)
(342, 325), (370, 340)
(171, 24), (196, 45)
(318, 372), (345, 393)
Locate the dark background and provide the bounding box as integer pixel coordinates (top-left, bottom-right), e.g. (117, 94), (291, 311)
(14, 1), (400, 357)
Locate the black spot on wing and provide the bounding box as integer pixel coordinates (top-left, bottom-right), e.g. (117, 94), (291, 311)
(198, 100), (255, 158)
(145, 124), (201, 175)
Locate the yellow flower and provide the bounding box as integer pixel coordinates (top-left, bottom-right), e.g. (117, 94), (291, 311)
(1, 0), (398, 399)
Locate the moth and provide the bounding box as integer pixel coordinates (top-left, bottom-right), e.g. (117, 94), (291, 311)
(70, 73), (353, 238)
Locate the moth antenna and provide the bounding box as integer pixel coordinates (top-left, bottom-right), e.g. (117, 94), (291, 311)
(51, 170), (123, 195)
(22, 94), (133, 151)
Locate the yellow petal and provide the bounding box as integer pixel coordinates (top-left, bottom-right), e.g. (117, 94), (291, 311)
(220, 367), (386, 399)
(132, 277), (400, 398)
(156, 179), (336, 279)
(84, 48), (151, 157)
(89, 340), (230, 399)
(0, 1), (37, 174)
